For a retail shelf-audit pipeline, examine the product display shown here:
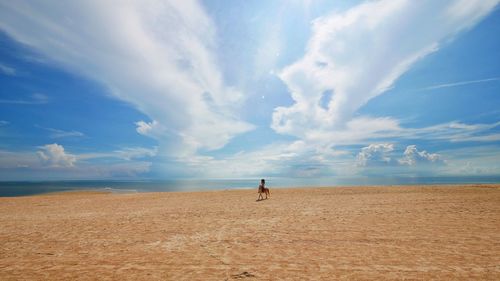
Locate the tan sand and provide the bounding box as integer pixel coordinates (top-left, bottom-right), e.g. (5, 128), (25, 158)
(1, 185), (499, 280)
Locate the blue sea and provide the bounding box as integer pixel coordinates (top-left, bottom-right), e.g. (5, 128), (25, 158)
(1, 176), (499, 197)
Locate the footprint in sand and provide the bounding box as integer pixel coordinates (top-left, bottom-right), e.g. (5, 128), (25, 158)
(231, 271), (255, 279)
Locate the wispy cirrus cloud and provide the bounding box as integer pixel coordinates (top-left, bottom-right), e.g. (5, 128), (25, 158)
(172, 0), (499, 178)
(273, 118), (500, 147)
(419, 77), (500, 91)
(0, 62), (16, 76)
(0, 93), (48, 105)
(0, 0), (498, 179)
(35, 125), (85, 139)
(273, 0), (498, 141)
(451, 133), (500, 142)
(78, 146), (158, 161)
(0, 0), (254, 158)
(399, 121), (500, 143)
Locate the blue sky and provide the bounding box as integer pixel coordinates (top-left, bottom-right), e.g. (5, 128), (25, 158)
(0, 0), (499, 180)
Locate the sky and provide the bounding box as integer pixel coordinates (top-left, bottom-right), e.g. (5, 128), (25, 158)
(0, 0), (499, 181)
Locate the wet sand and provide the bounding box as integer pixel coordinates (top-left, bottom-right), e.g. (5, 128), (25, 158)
(1, 185), (499, 280)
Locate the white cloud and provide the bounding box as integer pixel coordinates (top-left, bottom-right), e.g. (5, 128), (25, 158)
(307, 119), (500, 146)
(420, 77), (500, 91)
(135, 120), (159, 137)
(37, 143), (77, 168)
(77, 146), (158, 162)
(398, 145), (444, 166)
(0, 0), (254, 156)
(355, 143), (445, 172)
(113, 147), (158, 161)
(0, 62), (16, 76)
(0, 93), (49, 105)
(31, 93), (49, 103)
(272, 0), (498, 141)
(0, 145), (156, 179)
(458, 162), (483, 175)
(50, 130), (84, 139)
(175, 141), (306, 177)
(431, 146), (500, 176)
(451, 133), (500, 142)
(356, 143), (394, 167)
(177, 116), (499, 177)
(36, 125), (84, 138)
(0, 120), (9, 126)
(0, 1), (497, 179)
(173, 140), (353, 178)
(402, 121), (500, 143)
(0, 150), (38, 169)
(305, 116), (401, 145)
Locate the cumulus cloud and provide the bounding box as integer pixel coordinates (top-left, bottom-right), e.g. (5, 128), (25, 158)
(37, 143), (77, 168)
(356, 143), (395, 167)
(135, 120), (159, 137)
(356, 143), (444, 168)
(398, 145), (444, 166)
(0, 0), (254, 155)
(161, 117), (498, 177)
(272, 0), (498, 140)
(0, 145), (156, 179)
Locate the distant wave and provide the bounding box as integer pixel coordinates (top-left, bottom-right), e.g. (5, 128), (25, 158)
(101, 187), (138, 194)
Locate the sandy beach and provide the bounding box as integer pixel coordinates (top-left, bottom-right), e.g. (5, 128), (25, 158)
(1, 185), (499, 280)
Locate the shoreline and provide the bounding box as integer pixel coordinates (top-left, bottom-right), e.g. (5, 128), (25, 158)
(2, 176), (500, 197)
(2, 182), (499, 198)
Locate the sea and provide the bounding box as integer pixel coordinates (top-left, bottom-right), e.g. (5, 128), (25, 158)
(1, 176), (499, 197)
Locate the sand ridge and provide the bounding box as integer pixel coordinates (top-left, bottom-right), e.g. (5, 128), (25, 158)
(1, 185), (499, 280)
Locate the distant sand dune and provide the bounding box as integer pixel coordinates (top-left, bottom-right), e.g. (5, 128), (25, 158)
(1, 185), (499, 280)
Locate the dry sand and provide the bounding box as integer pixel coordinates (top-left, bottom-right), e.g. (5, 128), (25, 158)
(1, 185), (499, 280)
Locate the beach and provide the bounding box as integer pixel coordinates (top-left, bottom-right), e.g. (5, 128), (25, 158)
(1, 185), (499, 280)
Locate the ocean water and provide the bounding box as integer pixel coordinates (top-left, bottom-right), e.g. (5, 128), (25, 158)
(0, 176), (499, 197)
